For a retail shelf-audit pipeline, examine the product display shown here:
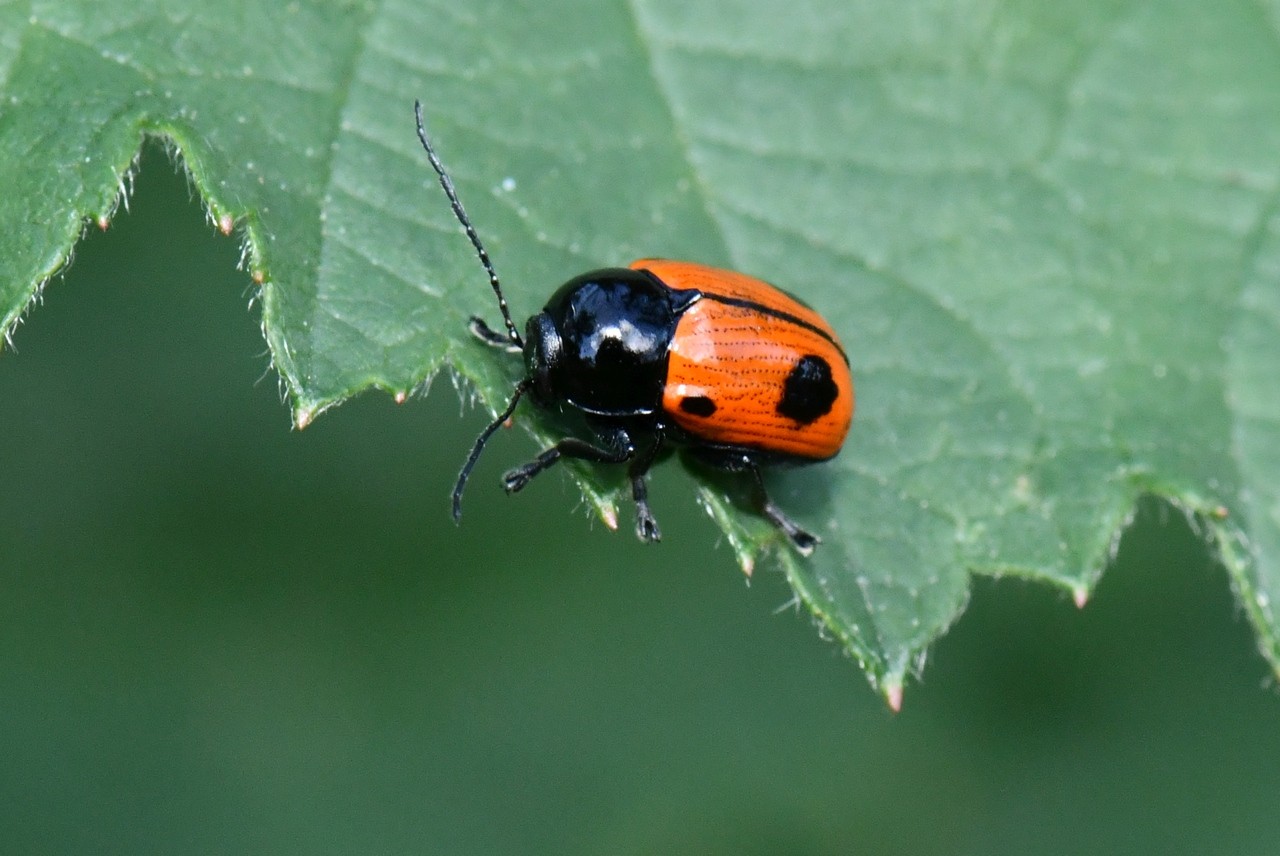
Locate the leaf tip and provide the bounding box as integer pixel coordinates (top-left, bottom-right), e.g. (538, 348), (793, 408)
(394, 390), (408, 405)
(295, 408), (314, 430)
(217, 212), (235, 236)
(883, 680), (904, 713)
(1073, 586), (1089, 609)
(599, 502), (619, 531)
(96, 214), (110, 231)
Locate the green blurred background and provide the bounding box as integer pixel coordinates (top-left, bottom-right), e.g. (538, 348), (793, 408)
(2, 147), (1278, 855)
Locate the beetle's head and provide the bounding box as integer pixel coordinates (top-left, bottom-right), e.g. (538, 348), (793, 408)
(523, 311), (562, 404)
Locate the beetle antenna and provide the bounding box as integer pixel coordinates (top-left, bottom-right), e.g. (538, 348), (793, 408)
(452, 379), (532, 521)
(415, 100), (523, 348)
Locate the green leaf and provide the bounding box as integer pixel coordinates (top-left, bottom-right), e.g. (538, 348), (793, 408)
(3, 0), (1278, 700)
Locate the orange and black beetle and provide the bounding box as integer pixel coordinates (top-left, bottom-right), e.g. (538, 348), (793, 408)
(415, 102), (853, 553)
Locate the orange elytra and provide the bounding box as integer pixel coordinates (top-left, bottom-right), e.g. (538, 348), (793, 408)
(638, 259), (854, 463)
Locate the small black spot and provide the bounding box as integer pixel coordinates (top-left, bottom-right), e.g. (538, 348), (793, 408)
(679, 395), (718, 418)
(777, 355), (838, 425)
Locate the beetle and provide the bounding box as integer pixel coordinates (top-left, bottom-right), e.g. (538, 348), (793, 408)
(415, 101), (853, 554)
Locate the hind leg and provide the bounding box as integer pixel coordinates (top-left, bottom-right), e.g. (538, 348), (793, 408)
(746, 463), (819, 555)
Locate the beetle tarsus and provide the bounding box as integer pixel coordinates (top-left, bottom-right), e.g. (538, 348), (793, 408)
(501, 464), (536, 494)
(470, 316), (523, 353)
(780, 522), (819, 556)
(634, 500), (662, 542)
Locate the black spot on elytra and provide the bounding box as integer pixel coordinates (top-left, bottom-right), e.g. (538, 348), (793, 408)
(679, 395), (717, 417)
(777, 355), (837, 425)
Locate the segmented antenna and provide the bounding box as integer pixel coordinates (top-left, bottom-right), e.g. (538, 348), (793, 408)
(414, 100), (523, 348)
(452, 379), (532, 521)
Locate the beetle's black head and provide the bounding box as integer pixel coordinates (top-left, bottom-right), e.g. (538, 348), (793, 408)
(524, 311), (562, 404)
(522, 268), (678, 416)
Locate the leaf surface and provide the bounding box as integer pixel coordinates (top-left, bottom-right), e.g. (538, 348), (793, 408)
(2, 0), (1278, 698)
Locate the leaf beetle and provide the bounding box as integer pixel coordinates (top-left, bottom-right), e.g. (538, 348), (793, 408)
(415, 101), (853, 554)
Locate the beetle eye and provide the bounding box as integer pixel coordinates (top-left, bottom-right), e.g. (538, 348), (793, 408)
(524, 313), (561, 402)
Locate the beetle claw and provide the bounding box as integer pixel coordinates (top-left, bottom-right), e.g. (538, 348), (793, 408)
(635, 506), (662, 543)
(502, 466), (535, 494)
(787, 528), (819, 556)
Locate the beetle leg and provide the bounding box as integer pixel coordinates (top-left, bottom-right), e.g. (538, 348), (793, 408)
(627, 434), (665, 543)
(747, 464), (819, 556)
(502, 437), (634, 494)
(503, 429), (667, 544)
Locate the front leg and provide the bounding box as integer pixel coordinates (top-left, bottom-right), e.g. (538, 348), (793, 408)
(469, 316), (523, 354)
(503, 426), (667, 544)
(503, 437), (634, 493)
